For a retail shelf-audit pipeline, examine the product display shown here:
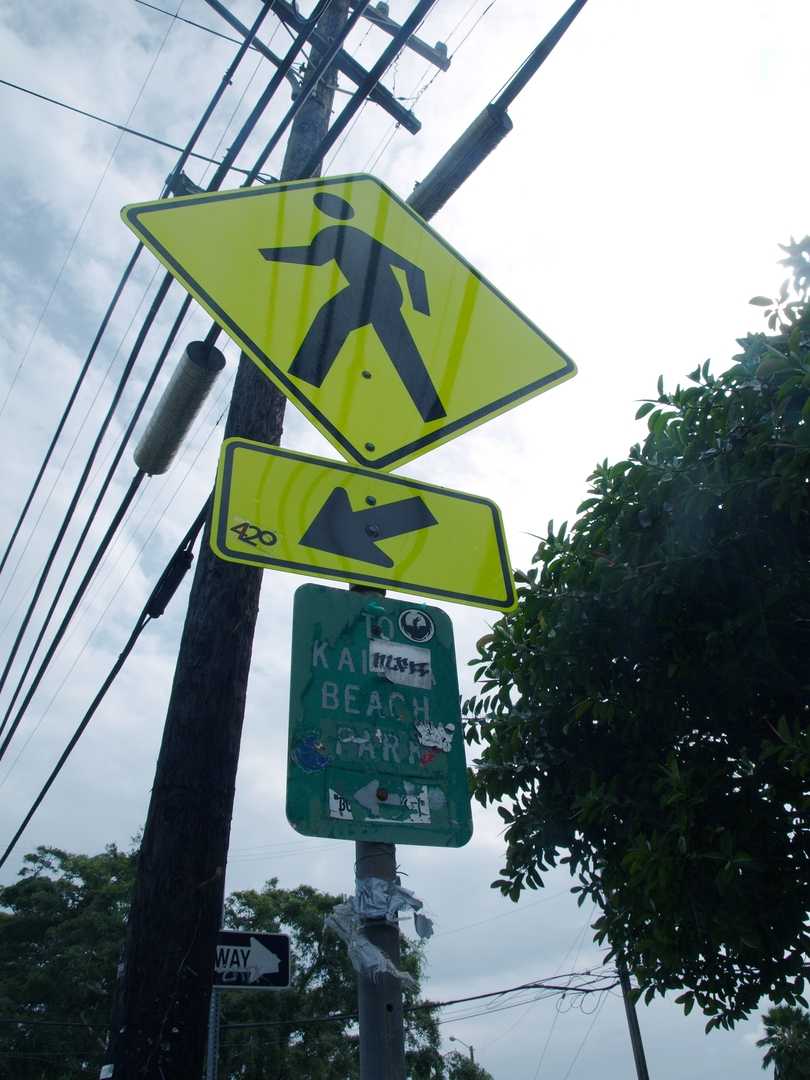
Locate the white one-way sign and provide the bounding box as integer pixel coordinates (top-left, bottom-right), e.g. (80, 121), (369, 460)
(213, 930), (291, 991)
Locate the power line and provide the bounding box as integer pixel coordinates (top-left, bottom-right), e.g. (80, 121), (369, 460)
(0, 5), (282, 751)
(0, 363), (233, 795)
(561, 989), (608, 1080)
(298, 0), (437, 181)
(0, 1), (274, 621)
(0, 293), (196, 762)
(0, 246), (144, 582)
(433, 887), (571, 937)
(0, 80), (260, 174)
(219, 971), (620, 1030)
(0, 500), (209, 871)
(0, 970), (619, 1034)
(134, 0), (248, 45)
(8, 14), (318, 707)
(352, 0), (498, 178)
(0, 0), (466, 864)
(0, 25), (337, 818)
(0, 0), (273, 565)
(229, 0), (376, 187)
(0, 0), (403, 831)
(0, 273), (176, 722)
(0, 5), (181, 427)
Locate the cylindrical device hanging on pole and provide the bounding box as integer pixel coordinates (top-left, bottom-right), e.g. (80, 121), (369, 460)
(406, 104), (512, 220)
(406, 0), (589, 222)
(134, 341), (226, 475)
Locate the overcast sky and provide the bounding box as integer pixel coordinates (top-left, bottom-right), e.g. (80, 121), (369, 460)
(1, 1), (808, 1077)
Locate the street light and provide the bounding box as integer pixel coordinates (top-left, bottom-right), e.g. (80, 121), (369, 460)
(449, 1036), (475, 1063)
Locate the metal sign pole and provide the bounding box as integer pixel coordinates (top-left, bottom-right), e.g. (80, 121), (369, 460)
(205, 987), (220, 1080)
(619, 964), (650, 1080)
(356, 841), (406, 1080)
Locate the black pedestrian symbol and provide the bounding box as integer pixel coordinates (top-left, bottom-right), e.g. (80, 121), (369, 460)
(258, 192), (446, 423)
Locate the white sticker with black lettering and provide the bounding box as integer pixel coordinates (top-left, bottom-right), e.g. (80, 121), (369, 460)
(369, 640), (432, 689)
(329, 789), (354, 820)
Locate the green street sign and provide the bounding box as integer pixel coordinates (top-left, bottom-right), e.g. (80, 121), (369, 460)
(286, 584), (473, 847)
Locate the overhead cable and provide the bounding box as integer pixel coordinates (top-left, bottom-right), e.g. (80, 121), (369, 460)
(407, 0), (589, 219)
(0, 294), (196, 758)
(0, 79), (259, 173)
(0, 0), (273, 587)
(0, 0), (342, 767)
(0, 361), (235, 792)
(0, 0), (443, 807)
(218, 971), (620, 1030)
(0, 2), (280, 730)
(0, 8), (179, 428)
(134, 0), (257, 46)
(0, 273), (175, 711)
(210, 0), (353, 189)
(0, 244), (144, 580)
(0, 500), (210, 871)
(491, 0), (588, 111)
(0, 969), (617, 1030)
(201, 0), (300, 95)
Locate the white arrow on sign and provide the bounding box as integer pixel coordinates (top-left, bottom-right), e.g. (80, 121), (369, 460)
(216, 936), (281, 984)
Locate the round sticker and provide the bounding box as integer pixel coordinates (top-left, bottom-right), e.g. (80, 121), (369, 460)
(398, 608), (435, 643)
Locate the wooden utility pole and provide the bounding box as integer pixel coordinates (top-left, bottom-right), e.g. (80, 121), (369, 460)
(102, 4), (349, 1075)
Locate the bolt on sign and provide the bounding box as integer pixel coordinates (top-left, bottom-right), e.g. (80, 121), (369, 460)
(121, 174), (576, 471)
(213, 930), (291, 990)
(212, 439), (517, 611)
(287, 584), (473, 847)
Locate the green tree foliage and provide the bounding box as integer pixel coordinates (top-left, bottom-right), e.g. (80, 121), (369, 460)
(0, 843), (138, 1078)
(464, 241), (810, 1030)
(757, 1005), (810, 1079)
(0, 845), (447, 1078)
(444, 1049), (495, 1080)
(219, 879), (443, 1080)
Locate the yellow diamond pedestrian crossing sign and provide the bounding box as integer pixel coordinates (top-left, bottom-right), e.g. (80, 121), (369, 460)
(212, 439), (517, 611)
(122, 174), (575, 471)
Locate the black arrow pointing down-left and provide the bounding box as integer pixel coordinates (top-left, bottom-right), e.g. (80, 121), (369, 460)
(300, 488), (438, 567)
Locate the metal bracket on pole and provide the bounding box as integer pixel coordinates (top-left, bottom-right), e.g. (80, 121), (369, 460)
(347, 0), (450, 70)
(268, 0), (422, 132)
(203, 0), (301, 95)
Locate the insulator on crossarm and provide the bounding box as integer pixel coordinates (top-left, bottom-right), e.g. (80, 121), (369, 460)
(134, 341), (226, 476)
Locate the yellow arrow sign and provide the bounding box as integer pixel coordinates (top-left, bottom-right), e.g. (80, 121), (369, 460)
(212, 440), (517, 611)
(122, 174), (575, 471)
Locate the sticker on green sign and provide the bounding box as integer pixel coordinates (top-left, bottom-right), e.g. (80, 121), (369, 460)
(286, 584), (473, 847)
